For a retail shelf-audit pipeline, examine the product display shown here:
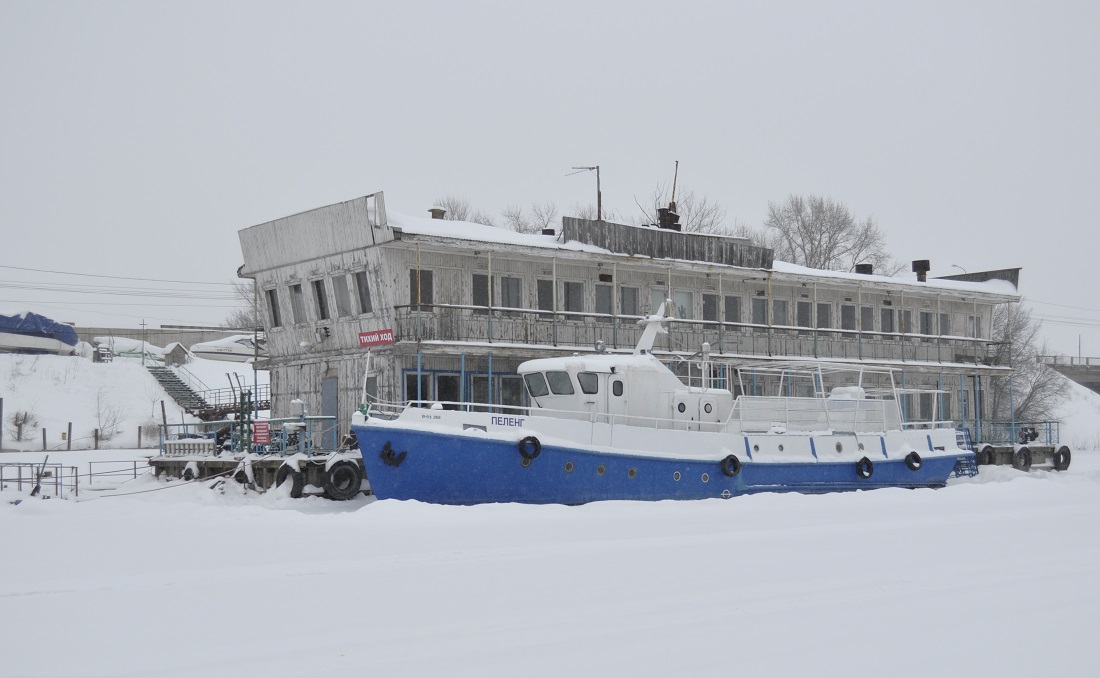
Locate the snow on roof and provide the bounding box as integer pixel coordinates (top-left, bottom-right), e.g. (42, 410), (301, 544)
(390, 211), (1018, 300)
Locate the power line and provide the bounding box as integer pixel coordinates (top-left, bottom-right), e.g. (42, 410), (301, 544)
(0, 264), (238, 286)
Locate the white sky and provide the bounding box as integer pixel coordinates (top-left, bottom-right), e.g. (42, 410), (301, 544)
(2, 1), (1098, 354)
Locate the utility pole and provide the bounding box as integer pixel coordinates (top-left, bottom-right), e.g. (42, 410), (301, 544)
(140, 319), (147, 366)
(570, 165), (602, 221)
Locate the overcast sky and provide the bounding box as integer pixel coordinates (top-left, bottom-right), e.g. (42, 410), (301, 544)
(2, 1), (1097, 355)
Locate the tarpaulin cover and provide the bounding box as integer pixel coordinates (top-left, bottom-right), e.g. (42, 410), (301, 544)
(0, 311), (79, 346)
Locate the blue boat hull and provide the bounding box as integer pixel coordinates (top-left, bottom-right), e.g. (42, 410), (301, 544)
(352, 424), (970, 505)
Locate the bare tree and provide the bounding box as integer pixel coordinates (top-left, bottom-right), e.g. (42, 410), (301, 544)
(635, 183), (728, 235)
(433, 195), (496, 226)
(222, 280), (260, 330)
(761, 195), (903, 274)
(502, 201), (559, 234)
(989, 303), (1066, 422)
(570, 202), (622, 223)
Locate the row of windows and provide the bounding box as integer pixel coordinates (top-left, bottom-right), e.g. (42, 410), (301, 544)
(266, 271), (374, 328)
(409, 269), (986, 337)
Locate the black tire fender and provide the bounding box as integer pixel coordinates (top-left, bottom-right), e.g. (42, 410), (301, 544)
(720, 454), (741, 477)
(1013, 447), (1032, 472)
(519, 436), (541, 460)
(324, 460), (364, 501)
(233, 468), (250, 485)
(181, 467), (196, 481)
(1053, 446), (1071, 472)
(856, 456), (874, 479)
(275, 464), (305, 499)
(904, 451), (922, 471)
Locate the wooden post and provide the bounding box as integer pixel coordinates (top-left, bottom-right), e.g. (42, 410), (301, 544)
(94, 429), (99, 450)
(67, 422), (72, 451)
(138, 426), (142, 449)
(42, 428), (47, 451)
(161, 400), (167, 427)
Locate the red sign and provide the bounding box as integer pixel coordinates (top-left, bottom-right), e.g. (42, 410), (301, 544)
(253, 420), (270, 445)
(358, 328), (395, 348)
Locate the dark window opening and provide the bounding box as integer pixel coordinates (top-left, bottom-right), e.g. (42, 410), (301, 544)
(524, 373), (549, 397)
(409, 269), (433, 311)
(354, 271), (373, 314)
(546, 371), (575, 395)
(265, 289), (282, 328)
(312, 279), (330, 321)
(578, 372), (599, 394)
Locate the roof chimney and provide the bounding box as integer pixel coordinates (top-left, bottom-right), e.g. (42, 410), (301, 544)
(429, 207), (446, 220)
(855, 263), (874, 275)
(911, 259), (930, 282)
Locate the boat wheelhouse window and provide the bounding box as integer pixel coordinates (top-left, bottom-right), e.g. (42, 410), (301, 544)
(612, 380), (624, 396)
(724, 296), (741, 325)
(577, 372), (599, 394)
(674, 291), (693, 320)
(595, 284), (612, 318)
(409, 269), (433, 311)
(860, 306), (874, 332)
(841, 304), (856, 331)
(524, 372), (549, 397)
(289, 283), (307, 324)
(702, 294), (718, 322)
(563, 281), (584, 320)
(312, 279), (330, 321)
(620, 286), (639, 316)
(354, 271), (373, 314)
(472, 273), (491, 315)
(537, 279), (554, 313)
(500, 277), (522, 313)
(265, 288), (282, 328)
(817, 303), (832, 329)
(545, 371), (575, 395)
(332, 275), (353, 318)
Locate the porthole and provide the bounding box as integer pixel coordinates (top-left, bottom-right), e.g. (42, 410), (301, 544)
(778, 444), (784, 452)
(628, 468), (637, 479)
(596, 465), (606, 476)
(753, 444), (760, 453)
(673, 471), (681, 481)
(677, 402), (686, 413)
(521, 458), (532, 468)
(701, 473), (710, 483)
(564, 461), (574, 473)
(835, 442), (843, 453)
(704, 403), (713, 414)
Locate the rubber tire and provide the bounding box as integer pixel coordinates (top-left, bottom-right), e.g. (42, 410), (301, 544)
(904, 451), (923, 471)
(1013, 448), (1032, 472)
(720, 454), (741, 477)
(856, 457), (874, 479)
(979, 447), (995, 466)
(233, 468), (250, 484)
(519, 436), (542, 460)
(275, 464), (305, 499)
(1053, 446), (1072, 472)
(324, 460), (364, 501)
(181, 467), (196, 481)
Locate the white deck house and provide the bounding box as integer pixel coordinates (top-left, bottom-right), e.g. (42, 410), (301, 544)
(237, 192), (1018, 444)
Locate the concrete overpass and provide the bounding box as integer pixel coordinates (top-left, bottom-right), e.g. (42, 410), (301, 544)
(1040, 356), (1100, 396)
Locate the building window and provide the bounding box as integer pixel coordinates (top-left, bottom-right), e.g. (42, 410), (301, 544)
(409, 269), (433, 310)
(816, 303), (832, 329)
(354, 271), (373, 314)
(751, 297), (767, 327)
(500, 376), (526, 408)
(940, 313), (950, 336)
(881, 308), (895, 335)
(702, 294), (718, 322)
(500, 276), (522, 312)
(473, 273), (490, 315)
(595, 284), (613, 318)
(265, 288), (282, 328)
(902, 310), (913, 335)
(650, 289), (668, 314)
(724, 296), (741, 325)
(841, 304), (856, 331)
(796, 301), (812, 329)
(620, 287), (639, 316)
(332, 275), (353, 318)
(860, 306), (874, 333)
(537, 279), (554, 313)
(563, 281), (584, 319)
(674, 291), (693, 320)
(772, 299), (789, 327)
(289, 283), (307, 325)
(311, 280), (330, 321)
(404, 372), (431, 405)
(920, 311), (933, 341)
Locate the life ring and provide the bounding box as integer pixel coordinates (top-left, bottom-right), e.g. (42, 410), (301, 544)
(1053, 446), (1072, 472)
(1013, 447), (1032, 472)
(275, 464), (305, 498)
(720, 454), (741, 477)
(904, 451), (922, 471)
(324, 460), (364, 501)
(856, 457), (874, 479)
(519, 436), (542, 460)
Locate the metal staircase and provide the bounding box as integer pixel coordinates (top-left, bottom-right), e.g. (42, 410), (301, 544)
(146, 365), (211, 415)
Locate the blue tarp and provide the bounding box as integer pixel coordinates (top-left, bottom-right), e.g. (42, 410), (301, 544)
(0, 311), (79, 347)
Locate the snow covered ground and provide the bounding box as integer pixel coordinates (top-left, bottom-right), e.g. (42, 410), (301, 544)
(3, 356), (1100, 676)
